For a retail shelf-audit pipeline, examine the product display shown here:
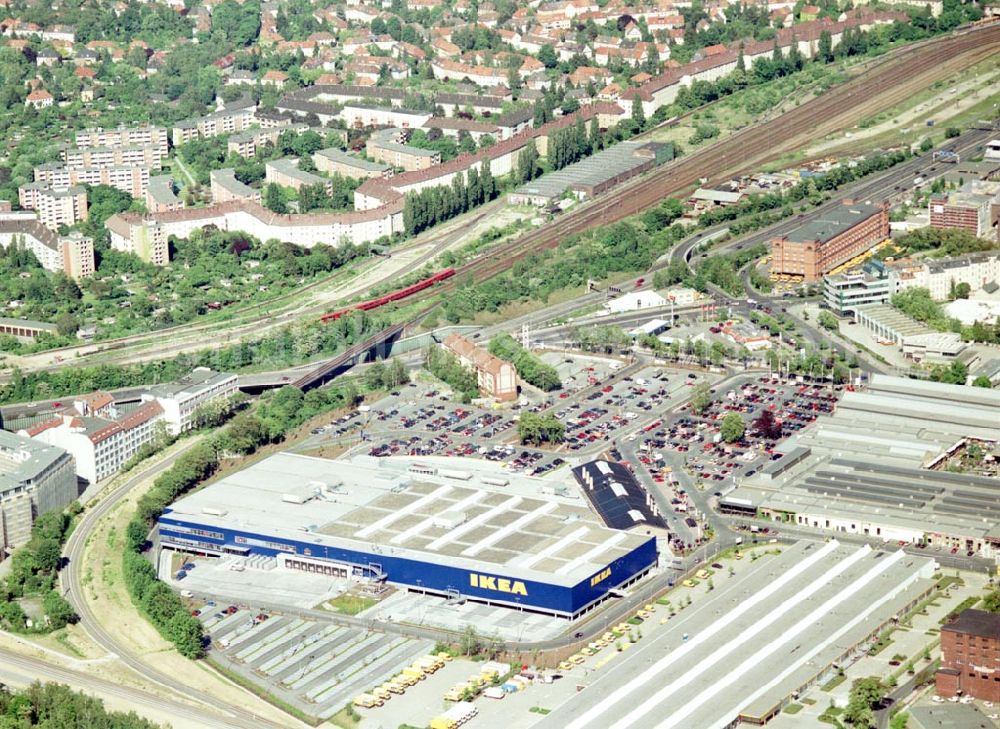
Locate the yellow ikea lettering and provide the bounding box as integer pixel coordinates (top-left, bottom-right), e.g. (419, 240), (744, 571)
(469, 573), (528, 596)
(590, 567), (612, 587)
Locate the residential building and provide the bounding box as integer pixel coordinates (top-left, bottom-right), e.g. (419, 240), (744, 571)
(771, 201), (889, 282)
(105, 215), (169, 266)
(265, 158), (334, 195)
(106, 198), (405, 251)
(75, 125), (169, 156)
(442, 334), (517, 401)
(365, 129), (440, 172)
(145, 175), (183, 213)
(210, 169), (262, 204)
(62, 144), (165, 170)
(171, 105), (257, 146)
(25, 89), (54, 108)
(339, 104), (431, 129)
(59, 231), (95, 279)
(0, 430), (77, 555)
(144, 368), (238, 435)
(18, 183), (88, 230)
(24, 395), (165, 484)
(312, 147), (392, 180)
(936, 610), (1000, 702)
(32, 163), (149, 198)
(0, 221), (95, 279)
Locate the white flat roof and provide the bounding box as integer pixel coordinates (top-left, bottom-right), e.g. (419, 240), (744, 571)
(164, 454), (652, 586)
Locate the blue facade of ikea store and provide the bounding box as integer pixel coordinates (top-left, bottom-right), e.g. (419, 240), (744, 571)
(158, 510), (658, 618)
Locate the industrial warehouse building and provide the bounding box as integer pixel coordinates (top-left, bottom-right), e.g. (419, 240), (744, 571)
(771, 200), (889, 282)
(158, 454), (658, 618)
(508, 141), (670, 207)
(539, 541), (936, 729)
(722, 375), (1000, 557)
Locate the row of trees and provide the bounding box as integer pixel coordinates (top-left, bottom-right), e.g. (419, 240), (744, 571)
(0, 311), (389, 405)
(487, 333), (561, 392)
(1, 508), (78, 633)
(0, 682), (165, 729)
(440, 220), (663, 324)
(547, 116), (603, 172)
(424, 346), (479, 402)
(403, 161), (498, 236)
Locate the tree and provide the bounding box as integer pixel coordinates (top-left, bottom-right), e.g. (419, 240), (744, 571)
(589, 116), (602, 153)
(818, 30), (833, 62)
(972, 375), (993, 389)
(983, 588), (1000, 612)
(720, 413), (745, 442)
(690, 381), (712, 414)
(538, 43), (558, 69)
(517, 139), (539, 183)
(42, 590), (77, 629)
(919, 137), (934, 153)
(753, 409), (782, 440)
(366, 361), (387, 390)
(817, 311), (839, 331)
(842, 677), (885, 728)
(953, 282), (971, 299)
(630, 96), (646, 131)
(264, 183), (287, 213)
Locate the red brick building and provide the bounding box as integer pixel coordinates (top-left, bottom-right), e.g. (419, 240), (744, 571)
(770, 200), (889, 282)
(936, 609), (1000, 702)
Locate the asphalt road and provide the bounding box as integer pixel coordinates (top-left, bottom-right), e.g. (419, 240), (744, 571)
(60, 439), (299, 729)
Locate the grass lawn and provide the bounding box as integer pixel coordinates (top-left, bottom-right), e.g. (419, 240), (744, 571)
(323, 593), (378, 616)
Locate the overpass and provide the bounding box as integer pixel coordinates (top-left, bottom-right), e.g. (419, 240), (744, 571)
(289, 321), (408, 392)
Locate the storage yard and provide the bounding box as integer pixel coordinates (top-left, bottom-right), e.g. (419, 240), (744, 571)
(202, 604), (434, 722)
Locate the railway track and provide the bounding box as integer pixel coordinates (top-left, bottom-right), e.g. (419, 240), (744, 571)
(420, 23), (1000, 301)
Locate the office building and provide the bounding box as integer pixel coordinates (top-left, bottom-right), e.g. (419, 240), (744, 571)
(144, 367), (239, 435)
(936, 609), (1000, 702)
(24, 394), (165, 484)
(771, 201), (889, 281)
(0, 431), (77, 555)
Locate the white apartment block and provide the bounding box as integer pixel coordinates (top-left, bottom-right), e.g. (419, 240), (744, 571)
(75, 125), (169, 156)
(63, 144), (165, 170)
(0, 221), (95, 279)
(33, 163), (150, 198)
(171, 106), (257, 147)
(106, 215), (169, 266)
(18, 183), (88, 230)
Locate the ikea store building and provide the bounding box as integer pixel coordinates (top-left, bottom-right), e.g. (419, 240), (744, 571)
(158, 453), (658, 618)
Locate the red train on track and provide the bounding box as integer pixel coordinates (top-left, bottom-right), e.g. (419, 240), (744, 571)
(319, 268), (456, 323)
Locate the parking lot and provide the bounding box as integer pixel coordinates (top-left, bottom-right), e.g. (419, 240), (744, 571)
(661, 376), (843, 490)
(203, 601), (434, 723)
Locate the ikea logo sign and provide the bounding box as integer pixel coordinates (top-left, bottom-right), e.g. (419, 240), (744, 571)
(590, 567), (612, 587)
(470, 573), (528, 596)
